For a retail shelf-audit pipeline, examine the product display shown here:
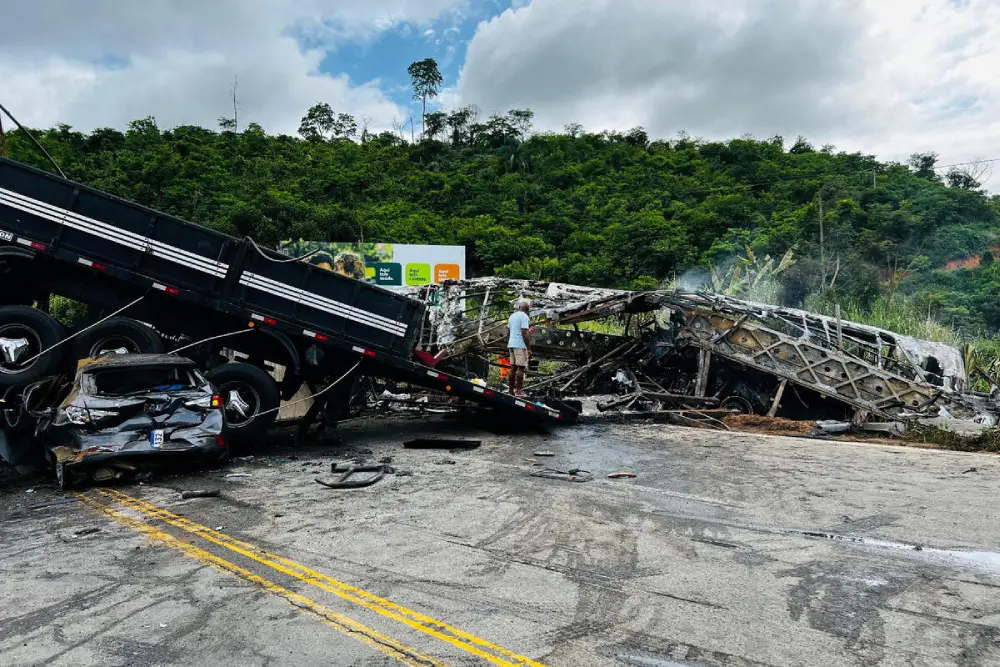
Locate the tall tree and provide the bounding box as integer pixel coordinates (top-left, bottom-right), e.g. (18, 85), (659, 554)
(298, 103), (335, 141)
(407, 58), (443, 139)
(908, 152), (940, 180)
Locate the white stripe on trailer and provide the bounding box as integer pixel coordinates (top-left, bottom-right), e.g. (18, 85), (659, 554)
(515, 400), (526, 408)
(239, 274), (404, 337)
(0, 188), (229, 275)
(250, 313), (265, 321)
(351, 346), (366, 353)
(239, 272), (407, 335)
(15, 237), (31, 246)
(238, 273), (408, 337)
(473, 386), (485, 394)
(0, 187), (229, 278)
(152, 283), (169, 291)
(78, 257), (94, 267)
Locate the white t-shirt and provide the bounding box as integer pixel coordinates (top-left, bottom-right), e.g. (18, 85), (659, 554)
(507, 311), (530, 348)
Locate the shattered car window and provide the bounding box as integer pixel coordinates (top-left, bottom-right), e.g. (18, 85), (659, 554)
(85, 366), (203, 396)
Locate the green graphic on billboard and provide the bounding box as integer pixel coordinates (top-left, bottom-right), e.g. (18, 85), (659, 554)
(375, 263), (402, 286)
(405, 263), (431, 285)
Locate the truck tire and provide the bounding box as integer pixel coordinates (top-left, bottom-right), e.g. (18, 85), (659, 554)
(0, 306), (66, 387)
(205, 363), (280, 438)
(71, 317), (164, 360)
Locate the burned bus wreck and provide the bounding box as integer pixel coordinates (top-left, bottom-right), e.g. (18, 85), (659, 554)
(404, 279), (1000, 428)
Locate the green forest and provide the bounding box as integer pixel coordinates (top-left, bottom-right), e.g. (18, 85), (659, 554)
(3, 100), (1000, 342)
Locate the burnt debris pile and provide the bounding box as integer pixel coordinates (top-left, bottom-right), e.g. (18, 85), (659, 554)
(403, 279), (1000, 432)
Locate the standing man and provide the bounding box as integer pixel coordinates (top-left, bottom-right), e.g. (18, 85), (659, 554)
(507, 300), (532, 397)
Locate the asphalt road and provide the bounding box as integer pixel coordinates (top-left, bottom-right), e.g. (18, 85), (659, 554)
(2, 417), (1000, 666)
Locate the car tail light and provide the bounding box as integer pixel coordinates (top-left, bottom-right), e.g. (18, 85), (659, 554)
(211, 394), (223, 409)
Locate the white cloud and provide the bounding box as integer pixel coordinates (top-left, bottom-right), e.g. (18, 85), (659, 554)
(1, 0), (465, 135)
(455, 0), (1000, 189)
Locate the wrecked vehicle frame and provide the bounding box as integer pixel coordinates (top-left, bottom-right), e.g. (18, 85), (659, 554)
(403, 278), (1000, 429)
(23, 354), (228, 488)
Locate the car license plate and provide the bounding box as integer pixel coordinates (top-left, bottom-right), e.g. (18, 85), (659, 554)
(150, 430), (164, 448)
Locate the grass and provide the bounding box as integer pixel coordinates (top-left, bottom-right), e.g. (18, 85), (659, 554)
(906, 426), (1000, 453)
(804, 291), (962, 346)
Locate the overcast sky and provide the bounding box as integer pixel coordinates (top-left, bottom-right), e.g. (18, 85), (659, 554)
(3, 0), (998, 188)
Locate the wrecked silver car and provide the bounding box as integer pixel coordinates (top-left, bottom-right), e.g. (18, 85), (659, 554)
(25, 354), (228, 488)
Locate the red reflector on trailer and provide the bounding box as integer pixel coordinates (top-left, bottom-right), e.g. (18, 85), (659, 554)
(524, 404), (536, 411)
(262, 317), (277, 326)
(165, 286), (180, 295)
(30, 241), (46, 250)
(364, 349), (376, 357)
(315, 333), (328, 341)
(484, 390), (494, 396)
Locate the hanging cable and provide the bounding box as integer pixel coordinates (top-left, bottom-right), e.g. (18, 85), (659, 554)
(17, 295), (145, 367)
(244, 236), (321, 264)
(0, 100), (67, 178)
(169, 328), (254, 355)
(254, 357), (363, 418)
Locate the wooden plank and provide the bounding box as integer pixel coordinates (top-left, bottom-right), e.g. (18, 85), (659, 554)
(767, 379), (787, 417)
(694, 349), (712, 397)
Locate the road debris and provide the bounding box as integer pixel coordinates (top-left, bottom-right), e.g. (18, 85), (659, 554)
(607, 472), (637, 479)
(73, 527), (101, 537)
(530, 468), (593, 482)
(181, 489), (221, 499)
(403, 438), (481, 449)
(225, 473), (252, 479)
(315, 463), (388, 489)
(533, 451), (555, 457)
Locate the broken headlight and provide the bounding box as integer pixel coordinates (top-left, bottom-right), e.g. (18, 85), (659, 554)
(64, 406), (119, 425)
(185, 394), (223, 410)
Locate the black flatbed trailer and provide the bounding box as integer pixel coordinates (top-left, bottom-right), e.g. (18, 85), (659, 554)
(0, 157), (576, 431)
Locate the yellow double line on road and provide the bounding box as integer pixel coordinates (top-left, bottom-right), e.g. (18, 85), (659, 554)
(88, 488), (549, 667)
(79, 493), (443, 667)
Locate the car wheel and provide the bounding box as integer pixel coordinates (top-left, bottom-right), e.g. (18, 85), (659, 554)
(205, 363), (280, 439)
(71, 317), (164, 361)
(0, 306), (66, 387)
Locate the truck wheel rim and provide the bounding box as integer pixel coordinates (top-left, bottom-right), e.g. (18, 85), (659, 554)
(220, 382), (260, 427)
(88, 336), (140, 357)
(721, 396), (754, 415)
(0, 325), (42, 374)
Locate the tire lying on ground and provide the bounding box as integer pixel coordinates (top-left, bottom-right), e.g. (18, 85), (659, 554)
(0, 305), (66, 387)
(205, 362), (281, 438)
(71, 316), (164, 361)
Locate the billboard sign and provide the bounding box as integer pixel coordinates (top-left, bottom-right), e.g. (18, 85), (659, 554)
(278, 241), (465, 291)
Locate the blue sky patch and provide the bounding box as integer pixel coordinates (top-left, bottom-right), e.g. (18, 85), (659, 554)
(303, 1), (524, 117)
